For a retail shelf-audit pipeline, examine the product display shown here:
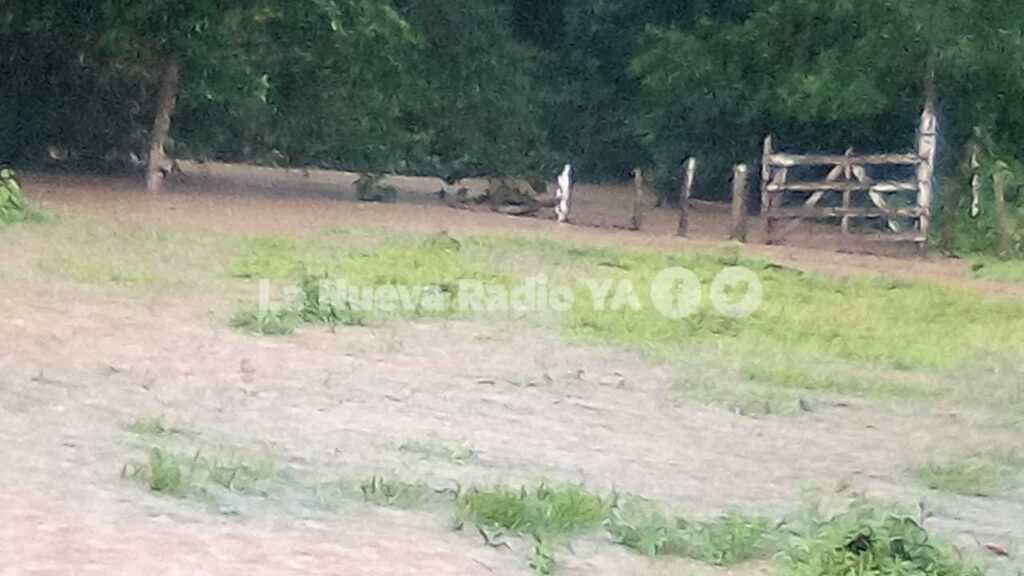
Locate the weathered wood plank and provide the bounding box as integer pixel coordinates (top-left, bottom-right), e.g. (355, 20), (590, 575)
(853, 163), (901, 233)
(771, 206), (926, 219)
(729, 164), (750, 242)
(916, 100), (937, 246)
(630, 168), (644, 231)
(760, 135), (774, 216)
(677, 157), (697, 237)
(766, 181), (917, 193)
(764, 167), (787, 244)
(765, 153), (920, 167)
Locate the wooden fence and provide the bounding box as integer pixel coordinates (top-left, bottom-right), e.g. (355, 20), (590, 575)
(760, 102), (937, 249)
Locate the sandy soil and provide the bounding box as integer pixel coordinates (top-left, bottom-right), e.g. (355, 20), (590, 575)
(0, 166), (1021, 575)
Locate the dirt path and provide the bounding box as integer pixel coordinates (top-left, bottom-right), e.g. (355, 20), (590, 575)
(0, 281), (1021, 574)
(2, 168), (1022, 574)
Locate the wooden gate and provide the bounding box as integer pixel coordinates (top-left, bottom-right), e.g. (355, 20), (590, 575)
(760, 102), (937, 249)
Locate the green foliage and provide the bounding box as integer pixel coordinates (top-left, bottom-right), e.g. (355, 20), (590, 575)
(780, 503), (983, 576)
(456, 484), (611, 538)
(552, 239), (1024, 370)
(359, 476), (432, 508)
(228, 232), (512, 334)
(122, 417), (169, 436)
(39, 257), (155, 286)
(528, 535), (557, 575)
(606, 499), (778, 565)
(231, 308), (299, 336)
(398, 440), (477, 464)
(455, 483), (611, 573)
(630, 0), (1024, 202)
(11, 0), (1024, 209)
(970, 258), (1024, 283)
(124, 446), (277, 500)
(916, 452), (1022, 497)
(0, 169), (47, 225)
(953, 131), (1024, 258)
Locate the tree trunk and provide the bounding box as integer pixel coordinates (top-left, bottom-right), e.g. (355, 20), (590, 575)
(146, 55), (181, 193)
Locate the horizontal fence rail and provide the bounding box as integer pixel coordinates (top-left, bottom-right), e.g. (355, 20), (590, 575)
(764, 153), (921, 168)
(766, 181), (918, 193)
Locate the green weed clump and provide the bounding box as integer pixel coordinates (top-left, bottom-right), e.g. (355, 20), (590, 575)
(456, 483), (611, 538)
(780, 503), (983, 576)
(455, 483), (612, 574)
(916, 452), (1022, 497)
(232, 270), (368, 335)
(606, 499), (777, 565)
(231, 308), (300, 336)
(0, 168), (49, 225)
(359, 476), (432, 508)
(122, 417), (169, 436)
(398, 440), (477, 464)
(123, 446), (277, 500)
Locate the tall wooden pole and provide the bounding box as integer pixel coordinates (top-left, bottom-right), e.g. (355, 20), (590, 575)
(916, 99), (938, 248)
(677, 157), (697, 237)
(760, 135), (776, 242)
(630, 168), (644, 231)
(730, 164), (750, 242)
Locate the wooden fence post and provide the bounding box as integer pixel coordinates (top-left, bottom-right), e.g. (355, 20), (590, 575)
(760, 135), (775, 242)
(916, 99), (938, 249)
(760, 136), (773, 214)
(677, 158), (697, 237)
(993, 170), (1012, 259)
(630, 168), (644, 231)
(730, 164), (750, 242)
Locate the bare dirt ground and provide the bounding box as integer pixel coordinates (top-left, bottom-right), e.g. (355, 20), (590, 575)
(1, 167), (1022, 575)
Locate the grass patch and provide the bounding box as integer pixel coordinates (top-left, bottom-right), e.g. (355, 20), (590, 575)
(455, 483), (612, 574)
(225, 233), (1024, 413)
(231, 308), (301, 336)
(606, 499), (778, 565)
(121, 416), (193, 437)
(915, 452), (1022, 497)
(398, 439), (477, 464)
(122, 416), (170, 435)
(39, 256), (156, 286)
(456, 483), (611, 538)
(552, 241), (1024, 370)
(970, 258), (1024, 283)
(359, 475), (433, 508)
(737, 357), (948, 406)
(228, 232), (513, 332)
(123, 446), (277, 500)
(780, 501), (983, 576)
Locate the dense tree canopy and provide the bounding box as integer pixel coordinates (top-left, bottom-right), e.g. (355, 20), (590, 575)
(1, 0), (1022, 251)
